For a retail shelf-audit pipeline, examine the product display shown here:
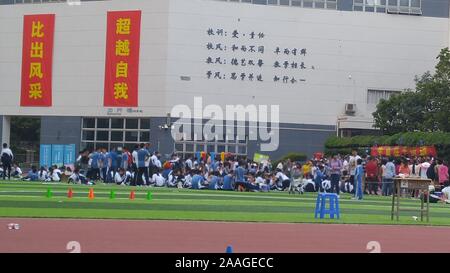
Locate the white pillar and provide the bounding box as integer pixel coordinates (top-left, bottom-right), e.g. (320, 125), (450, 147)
(1, 116), (11, 146)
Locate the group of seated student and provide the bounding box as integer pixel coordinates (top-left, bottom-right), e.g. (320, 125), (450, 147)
(68, 168), (93, 185)
(0, 163), (23, 180)
(70, 144), (318, 192)
(14, 145), (448, 198)
(21, 165), (63, 182)
(37, 147), (327, 192)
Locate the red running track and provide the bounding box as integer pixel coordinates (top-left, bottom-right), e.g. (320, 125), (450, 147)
(1, 218), (449, 253)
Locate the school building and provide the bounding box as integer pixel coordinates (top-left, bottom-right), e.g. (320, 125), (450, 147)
(0, 0), (449, 162)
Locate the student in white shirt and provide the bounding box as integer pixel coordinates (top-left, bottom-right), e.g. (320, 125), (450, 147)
(342, 159), (349, 175)
(276, 162), (283, 171)
(348, 153), (361, 174)
(152, 169), (166, 187)
(167, 171), (177, 187)
(419, 160), (431, 179)
(114, 171), (123, 185)
(113, 168), (132, 185)
(69, 172), (80, 184)
(144, 152), (151, 170)
(150, 153), (158, 167)
(275, 170), (290, 190)
(132, 148), (139, 163)
(151, 152), (162, 169)
(184, 172), (193, 188)
(11, 164), (23, 179)
(68, 168), (91, 185)
(348, 150), (361, 186)
(50, 167), (62, 182)
(185, 156), (193, 170)
(38, 167), (48, 181)
(255, 174), (266, 186)
(441, 181), (450, 202)
(0, 144), (13, 160)
(1, 143), (14, 180)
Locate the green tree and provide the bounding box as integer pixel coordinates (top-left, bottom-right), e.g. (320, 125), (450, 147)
(373, 48), (450, 134)
(10, 117), (41, 154)
(10, 117), (40, 143)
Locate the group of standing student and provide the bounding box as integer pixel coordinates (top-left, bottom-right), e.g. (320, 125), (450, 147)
(345, 154), (449, 198)
(299, 150), (449, 201)
(78, 143), (163, 186)
(133, 143), (162, 186)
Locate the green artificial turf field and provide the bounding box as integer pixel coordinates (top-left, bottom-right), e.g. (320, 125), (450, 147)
(0, 181), (449, 226)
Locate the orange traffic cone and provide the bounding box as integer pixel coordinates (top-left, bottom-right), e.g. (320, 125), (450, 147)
(67, 188), (73, 199)
(88, 188), (95, 199)
(129, 190), (136, 200)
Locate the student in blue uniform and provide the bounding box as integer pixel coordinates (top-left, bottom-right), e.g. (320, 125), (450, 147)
(354, 158), (364, 200)
(208, 171), (220, 190)
(222, 171), (234, 191)
(191, 170), (206, 189)
(136, 143), (150, 186)
(314, 165), (325, 192)
(99, 148), (107, 183)
(234, 161), (247, 191)
(89, 148), (100, 181)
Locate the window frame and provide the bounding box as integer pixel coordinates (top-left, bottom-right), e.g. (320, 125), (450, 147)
(81, 117), (151, 151)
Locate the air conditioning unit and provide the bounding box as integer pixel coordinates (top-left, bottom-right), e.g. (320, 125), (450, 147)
(345, 104), (356, 115)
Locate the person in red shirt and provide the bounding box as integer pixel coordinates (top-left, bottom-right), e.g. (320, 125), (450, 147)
(398, 158), (411, 177)
(437, 159), (449, 186)
(365, 157), (379, 195)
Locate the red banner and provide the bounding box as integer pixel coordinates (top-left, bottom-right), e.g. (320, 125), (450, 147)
(20, 14), (55, 107)
(370, 146), (437, 157)
(104, 10), (141, 107)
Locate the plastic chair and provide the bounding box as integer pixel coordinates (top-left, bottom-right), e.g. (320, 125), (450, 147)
(315, 193), (340, 219)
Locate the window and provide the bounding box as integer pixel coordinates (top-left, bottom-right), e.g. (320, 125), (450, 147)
(111, 131), (123, 142)
(354, 0), (421, 14)
(125, 119), (138, 129)
(386, 0), (422, 15)
(214, 0), (337, 10)
(81, 118), (151, 151)
(96, 131), (109, 141)
(111, 119), (124, 129)
(174, 130), (248, 159)
(83, 118), (95, 129)
(353, 0), (387, 13)
(97, 118), (109, 129)
(367, 89), (401, 104)
(82, 130), (95, 141)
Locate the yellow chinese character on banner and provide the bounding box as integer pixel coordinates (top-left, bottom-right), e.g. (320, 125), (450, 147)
(30, 42), (44, 58)
(29, 62), (43, 79)
(116, 61), (128, 78)
(114, 82), (129, 99)
(29, 83), (43, 99)
(115, 40), (130, 56)
(31, 21), (44, 38)
(116, 18), (131, 35)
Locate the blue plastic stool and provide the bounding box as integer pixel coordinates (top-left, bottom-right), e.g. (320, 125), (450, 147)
(315, 193), (340, 219)
(226, 245), (233, 253)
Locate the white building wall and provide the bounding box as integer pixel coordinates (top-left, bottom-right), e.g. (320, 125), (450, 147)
(0, 0), (170, 117)
(165, 0), (449, 126)
(0, 0), (448, 127)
